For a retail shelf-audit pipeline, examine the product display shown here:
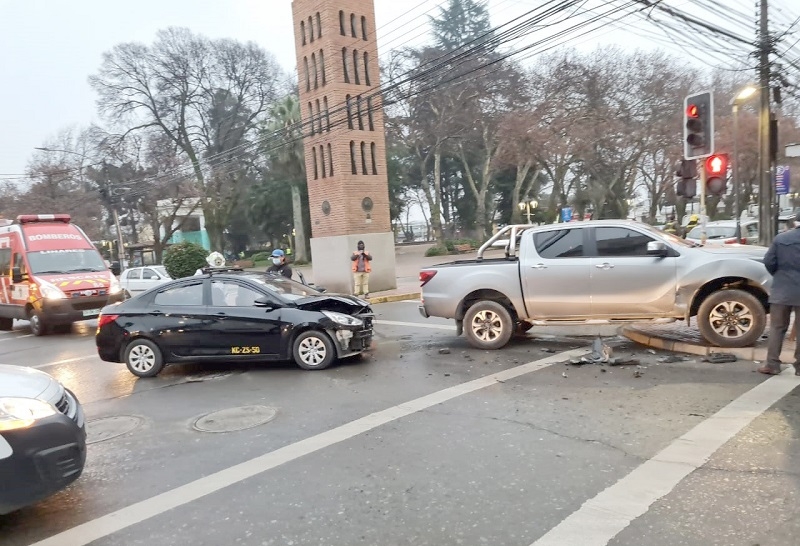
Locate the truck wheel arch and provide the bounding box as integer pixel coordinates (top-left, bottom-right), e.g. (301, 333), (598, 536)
(689, 277), (768, 319)
(456, 289), (519, 322)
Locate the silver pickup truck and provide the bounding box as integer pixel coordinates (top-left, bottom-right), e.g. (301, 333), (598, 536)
(419, 220), (772, 350)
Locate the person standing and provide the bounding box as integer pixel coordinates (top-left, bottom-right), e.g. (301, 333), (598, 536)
(758, 211), (800, 375)
(663, 214), (678, 235)
(682, 214), (699, 239)
(266, 249), (293, 279)
(351, 240), (372, 298)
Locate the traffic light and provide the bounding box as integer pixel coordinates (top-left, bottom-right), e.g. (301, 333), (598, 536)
(675, 159), (697, 199)
(683, 91), (714, 159)
(704, 153), (729, 196)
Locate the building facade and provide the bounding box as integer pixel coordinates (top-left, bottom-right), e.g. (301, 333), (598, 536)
(291, 0), (396, 294)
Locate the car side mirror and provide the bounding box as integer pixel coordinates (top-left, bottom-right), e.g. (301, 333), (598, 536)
(647, 241), (668, 258)
(316, 286), (327, 293)
(11, 267), (23, 283)
(110, 261), (121, 276)
(149, 275), (159, 280)
(254, 296), (280, 310)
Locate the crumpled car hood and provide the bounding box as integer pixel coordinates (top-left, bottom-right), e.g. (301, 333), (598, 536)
(294, 294), (371, 314)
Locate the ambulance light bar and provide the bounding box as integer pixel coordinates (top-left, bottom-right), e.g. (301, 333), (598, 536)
(16, 214), (72, 224)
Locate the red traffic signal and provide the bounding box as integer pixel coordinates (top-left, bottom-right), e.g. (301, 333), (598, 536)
(704, 153), (729, 196)
(686, 104), (699, 118)
(683, 91), (714, 160)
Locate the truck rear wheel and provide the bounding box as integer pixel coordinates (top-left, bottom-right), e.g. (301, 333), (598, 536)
(697, 289), (765, 348)
(464, 300), (514, 350)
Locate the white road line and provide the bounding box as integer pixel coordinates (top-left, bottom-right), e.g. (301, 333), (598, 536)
(29, 348), (588, 546)
(375, 319), (456, 331)
(532, 369), (800, 546)
(26, 355), (99, 369)
(0, 333), (33, 341)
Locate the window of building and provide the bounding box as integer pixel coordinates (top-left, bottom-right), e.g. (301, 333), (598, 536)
(315, 98), (322, 133)
(311, 52), (318, 89)
(341, 47), (349, 83)
(350, 141), (357, 174)
(360, 141), (368, 174)
(367, 96), (375, 131)
(320, 145), (326, 178)
(319, 49), (326, 85)
(361, 16), (367, 40)
(371, 142), (377, 174)
(339, 10), (345, 35)
(308, 16), (314, 42)
(363, 52), (370, 86)
(308, 102), (314, 136)
(328, 143), (333, 176)
(312, 146), (318, 180)
(346, 95), (353, 129)
(323, 96), (331, 131)
(352, 49), (360, 85)
(350, 13), (357, 38)
(303, 57), (310, 92)
(316, 12), (322, 39)
(301, 21), (306, 45)
(356, 95), (364, 130)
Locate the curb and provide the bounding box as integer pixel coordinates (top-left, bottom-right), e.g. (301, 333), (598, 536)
(618, 325), (786, 363)
(367, 292), (420, 304)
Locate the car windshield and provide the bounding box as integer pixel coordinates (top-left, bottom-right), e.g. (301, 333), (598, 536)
(153, 266), (169, 278)
(27, 249), (108, 274)
(687, 226), (736, 240)
(247, 275), (322, 302)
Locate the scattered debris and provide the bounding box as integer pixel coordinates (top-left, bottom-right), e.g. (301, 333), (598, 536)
(688, 413), (705, 417)
(657, 355), (686, 363)
(702, 353), (738, 364)
(633, 370), (643, 378)
(647, 349), (657, 355)
(541, 348), (557, 353)
(438, 348), (451, 355)
(609, 358), (641, 367)
(600, 368), (607, 373)
(444, 373), (451, 377)
(561, 371), (568, 378)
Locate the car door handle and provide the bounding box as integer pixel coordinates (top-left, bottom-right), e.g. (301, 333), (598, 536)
(214, 312), (227, 316)
(595, 263), (615, 269)
(531, 263), (547, 270)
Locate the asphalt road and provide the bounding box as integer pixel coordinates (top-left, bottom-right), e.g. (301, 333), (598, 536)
(1, 301), (799, 546)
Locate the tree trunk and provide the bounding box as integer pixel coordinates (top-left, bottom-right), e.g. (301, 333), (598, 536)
(510, 162), (533, 224)
(291, 184), (308, 262)
(430, 149), (445, 245)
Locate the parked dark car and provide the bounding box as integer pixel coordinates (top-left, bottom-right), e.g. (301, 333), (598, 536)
(96, 271), (374, 377)
(0, 365), (86, 515)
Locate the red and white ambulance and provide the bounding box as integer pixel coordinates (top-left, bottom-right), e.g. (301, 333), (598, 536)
(0, 214), (123, 335)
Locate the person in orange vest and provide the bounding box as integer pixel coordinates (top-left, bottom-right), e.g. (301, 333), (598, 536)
(351, 240), (372, 298)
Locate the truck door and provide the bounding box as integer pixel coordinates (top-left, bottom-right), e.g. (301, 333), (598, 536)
(589, 226), (677, 317)
(0, 247), (10, 306)
(520, 226), (592, 319)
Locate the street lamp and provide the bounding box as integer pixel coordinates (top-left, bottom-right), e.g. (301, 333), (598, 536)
(34, 147), (126, 264)
(518, 199), (538, 224)
(730, 85), (757, 240)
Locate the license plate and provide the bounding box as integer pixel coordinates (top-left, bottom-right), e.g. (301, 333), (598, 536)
(82, 309), (101, 317)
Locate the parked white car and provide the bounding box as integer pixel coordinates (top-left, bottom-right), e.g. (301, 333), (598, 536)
(119, 266), (171, 298)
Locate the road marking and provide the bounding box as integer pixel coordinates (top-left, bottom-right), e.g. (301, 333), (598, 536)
(531, 369), (800, 546)
(375, 319), (456, 331)
(0, 333), (33, 341)
(29, 348), (588, 546)
(29, 355), (99, 369)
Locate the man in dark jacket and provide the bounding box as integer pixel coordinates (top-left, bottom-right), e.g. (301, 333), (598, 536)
(759, 211), (800, 375)
(266, 249), (293, 279)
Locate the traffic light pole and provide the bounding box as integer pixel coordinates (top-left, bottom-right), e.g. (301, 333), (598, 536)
(699, 161), (707, 244)
(757, 0), (773, 246)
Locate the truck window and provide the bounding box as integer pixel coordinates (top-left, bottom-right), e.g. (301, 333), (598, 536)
(13, 254), (27, 276)
(533, 229), (584, 258)
(594, 227), (654, 257)
(0, 248), (10, 276)
(26, 249), (106, 274)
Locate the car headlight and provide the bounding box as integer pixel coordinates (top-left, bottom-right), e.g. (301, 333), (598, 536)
(0, 397), (57, 431)
(39, 283), (66, 300)
(108, 276), (122, 295)
(321, 310), (363, 327)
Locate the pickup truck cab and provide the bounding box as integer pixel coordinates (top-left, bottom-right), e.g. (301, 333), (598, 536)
(419, 221), (772, 350)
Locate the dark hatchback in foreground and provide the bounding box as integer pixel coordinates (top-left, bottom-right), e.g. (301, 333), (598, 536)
(0, 365), (86, 515)
(96, 271), (374, 377)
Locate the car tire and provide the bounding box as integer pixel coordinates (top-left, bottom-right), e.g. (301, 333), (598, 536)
(124, 339), (165, 377)
(0, 317), (12, 331)
(463, 300), (514, 350)
(293, 330), (336, 370)
(29, 311), (49, 336)
(697, 289), (766, 348)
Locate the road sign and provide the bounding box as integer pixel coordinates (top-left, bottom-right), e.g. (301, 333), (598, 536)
(775, 166), (790, 195)
(560, 207), (573, 223)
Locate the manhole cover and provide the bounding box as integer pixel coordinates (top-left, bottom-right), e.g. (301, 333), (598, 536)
(87, 415), (143, 444)
(192, 405), (278, 433)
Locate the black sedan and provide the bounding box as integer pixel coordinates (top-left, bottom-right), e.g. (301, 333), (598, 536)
(96, 271), (374, 377)
(1, 365), (86, 514)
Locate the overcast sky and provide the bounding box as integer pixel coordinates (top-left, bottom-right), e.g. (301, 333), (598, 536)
(0, 0), (761, 180)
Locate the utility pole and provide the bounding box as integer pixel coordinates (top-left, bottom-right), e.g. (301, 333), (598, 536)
(757, 0), (773, 246)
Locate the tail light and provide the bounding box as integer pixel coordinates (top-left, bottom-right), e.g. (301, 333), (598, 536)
(97, 314), (119, 330)
(724, 238), (747, 244)
(420, 270), (437, 287)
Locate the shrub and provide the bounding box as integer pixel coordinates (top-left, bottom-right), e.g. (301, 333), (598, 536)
(425, 245), (448, 257)
(163, 242), (209, 279)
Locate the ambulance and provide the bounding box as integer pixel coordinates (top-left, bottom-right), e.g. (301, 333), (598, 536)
(0, 214), (123, 336)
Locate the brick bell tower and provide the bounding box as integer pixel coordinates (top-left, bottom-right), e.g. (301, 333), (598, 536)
(291, 0), (397, 294)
